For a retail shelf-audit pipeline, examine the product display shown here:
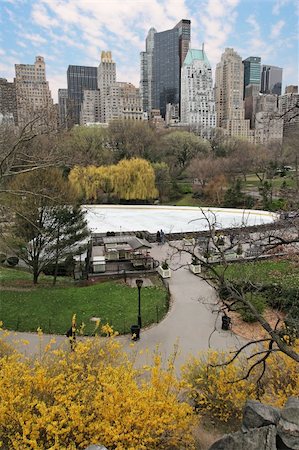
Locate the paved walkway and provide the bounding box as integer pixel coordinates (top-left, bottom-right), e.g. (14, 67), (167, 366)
(1, 243), (244, 371)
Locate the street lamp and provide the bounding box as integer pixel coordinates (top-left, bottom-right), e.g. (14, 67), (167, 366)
(136, 279), (143, 328)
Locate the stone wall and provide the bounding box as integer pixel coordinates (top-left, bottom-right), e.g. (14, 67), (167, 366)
(209, 397), (299, 450)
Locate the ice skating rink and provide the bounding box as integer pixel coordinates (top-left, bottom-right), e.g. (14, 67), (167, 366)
(83, 205), (278, 234)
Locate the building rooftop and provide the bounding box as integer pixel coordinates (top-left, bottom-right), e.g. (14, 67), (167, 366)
(183, 49), (210, 66)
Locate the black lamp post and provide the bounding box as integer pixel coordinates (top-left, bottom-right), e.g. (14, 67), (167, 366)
(136, 279), (143, 328)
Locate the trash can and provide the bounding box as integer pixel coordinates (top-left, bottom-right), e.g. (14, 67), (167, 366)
(130, 325), (140, 340)
(222, 315), (231, 330)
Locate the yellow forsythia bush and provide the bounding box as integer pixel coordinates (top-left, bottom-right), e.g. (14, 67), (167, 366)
(0, 333), (195, 450)
(183, 342), (299, 424)
(182, 351), (256, 423)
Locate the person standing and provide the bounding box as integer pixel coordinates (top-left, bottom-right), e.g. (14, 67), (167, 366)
(156, 230), (161, 244)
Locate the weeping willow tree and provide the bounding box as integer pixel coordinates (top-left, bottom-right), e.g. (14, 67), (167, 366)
(110, 158), (158, 200)
(69, 158), (158, 202)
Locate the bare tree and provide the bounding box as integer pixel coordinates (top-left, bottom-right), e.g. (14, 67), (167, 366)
(0, 107), (64, 187)
(167, 210), (299, 376)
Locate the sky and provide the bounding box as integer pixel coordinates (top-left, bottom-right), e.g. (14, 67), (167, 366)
(0, 0), (298, 102)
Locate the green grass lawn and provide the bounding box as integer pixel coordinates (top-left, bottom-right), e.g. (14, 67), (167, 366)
(169, 193), (202, 207)
(0, 267), (168, 335)
(220, 260), (299, 289)
(244, 173), (296, 190)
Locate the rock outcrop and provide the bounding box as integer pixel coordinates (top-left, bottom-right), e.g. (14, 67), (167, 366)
(209, 397), (299, 450)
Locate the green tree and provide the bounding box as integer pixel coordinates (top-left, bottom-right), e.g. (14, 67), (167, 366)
(224, 179), (254, 208)
(160, 131), (211, 175)
(152, 162), (171, 202)
(64, 126), (113, 166)
(47, 206), (89, 285)
(5, 169), (88, 284)
(108, 120), (158, 161)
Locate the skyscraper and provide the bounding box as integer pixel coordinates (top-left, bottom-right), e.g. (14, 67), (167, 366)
(15, 56), (53, 125)
(0, 78), (17, 125)
(98, 51), (116, 123)
(140, 27), (156, 113)
(80, 89), (101, 125)
(243, 56), (261, 96)
(79, 51), (143, 125)
(215, 48), (252, 140)
(150, 19), (191, 118)
(180, 46), (216, 136)
(279, 86), (299, 133)
(97, 51), (116, 90)
(261, 65), (283, 96)
(67, 65), (97, 125)
(254, 94), (283, 145)
(58, 88), (68, 128)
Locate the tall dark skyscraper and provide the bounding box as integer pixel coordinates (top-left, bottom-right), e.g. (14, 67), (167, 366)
(151, 19), (191, 118)
(243, 56), (261, 97)
(261, 65), (283, 96)
(67, 65), (97, 125)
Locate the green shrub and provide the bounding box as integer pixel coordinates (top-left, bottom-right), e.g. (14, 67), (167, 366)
(239, 294), (266, 323)
(43, 257), (75, 277)
(6, 256), (19, 267)
(178, 182), (193, 195)
(161, 260), (169, 270)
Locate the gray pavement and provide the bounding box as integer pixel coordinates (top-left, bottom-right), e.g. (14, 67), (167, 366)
(1, 242), (244, 372)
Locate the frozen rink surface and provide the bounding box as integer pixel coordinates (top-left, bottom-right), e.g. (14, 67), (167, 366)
(83, 205), (278, 234)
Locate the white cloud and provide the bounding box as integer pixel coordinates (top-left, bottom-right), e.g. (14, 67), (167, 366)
(246, 14), (260, 35)
(31, 3), (59, 28)
(272, 0), (289, 15)
(16, 40), (27, 48)
(23, 32), (47, 45)
(270, 20), (285, 38)
(193, 0), (240, 71)
(27, 0), (195, 93)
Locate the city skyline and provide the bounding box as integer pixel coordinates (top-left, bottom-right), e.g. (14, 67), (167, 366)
(0, 0), (298, 102)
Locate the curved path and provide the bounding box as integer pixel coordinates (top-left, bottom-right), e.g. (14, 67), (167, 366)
(1, 243), (244, 370)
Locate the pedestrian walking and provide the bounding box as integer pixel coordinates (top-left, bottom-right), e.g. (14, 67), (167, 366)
(156, 230), (161, 244)
(66, 314), (77, 351)
(160, 229), (165, 244)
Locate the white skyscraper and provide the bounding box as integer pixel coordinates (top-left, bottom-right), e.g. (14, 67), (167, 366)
(15, 56), (54, 126)
(98, 51), (116, 123)
(181, 47), (216, 136)
(215, 48), (253, 140)
(80, 89), (101, 125)
(81, 51), (143, 125)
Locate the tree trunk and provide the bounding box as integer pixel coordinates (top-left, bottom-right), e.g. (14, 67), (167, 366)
(33, 269), (39, 285)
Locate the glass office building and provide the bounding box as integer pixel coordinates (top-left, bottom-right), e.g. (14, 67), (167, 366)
(261, 65), (283, 96)
(67, 65), (97, 125)
(152, 19), (191, 118)
(243, 56), (261, 97)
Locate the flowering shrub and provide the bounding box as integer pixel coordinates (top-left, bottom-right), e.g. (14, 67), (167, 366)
(0, 329), (195, 449)
(182, 351), (256, 423)
(183, 342), (299, 424)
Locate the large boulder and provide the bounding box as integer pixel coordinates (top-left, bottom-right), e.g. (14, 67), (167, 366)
(85, 446), (108, 450)
(281, 397), (299, 426)
(277, 397), (299, 450)
(209, 425), (277, 450)
(243, 400), (281, 430)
